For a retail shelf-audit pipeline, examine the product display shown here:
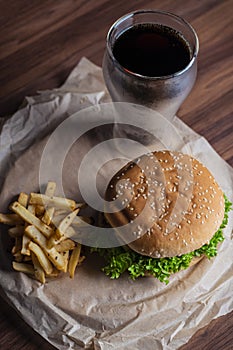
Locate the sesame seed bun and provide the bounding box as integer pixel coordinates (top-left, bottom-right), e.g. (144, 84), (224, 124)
(105, 150), (225, 258)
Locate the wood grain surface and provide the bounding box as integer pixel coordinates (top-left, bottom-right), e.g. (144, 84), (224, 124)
(0, 1), (232, 349)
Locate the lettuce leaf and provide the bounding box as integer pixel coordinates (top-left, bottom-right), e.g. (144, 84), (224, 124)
(92, 195), (232, 284)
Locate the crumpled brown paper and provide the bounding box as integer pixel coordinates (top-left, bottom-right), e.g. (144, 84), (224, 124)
(0, 58), (232, 350)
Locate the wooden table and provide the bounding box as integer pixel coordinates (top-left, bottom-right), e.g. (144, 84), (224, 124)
(0, 1), (232, 349)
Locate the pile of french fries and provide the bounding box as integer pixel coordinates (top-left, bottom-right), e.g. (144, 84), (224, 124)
(0, 181), (89, 283)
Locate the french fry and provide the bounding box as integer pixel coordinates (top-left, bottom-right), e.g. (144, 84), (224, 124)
(78, 255), (85, 265)
(54, 209), (71, 216)
(29, 193), (76, 211)
(12, 261), (34, 275)
(18, 192), (28, 207)
(1, 181), (88, 283)
(47, 208), (80, 248)
(46, 235), (59, 249)
(41, 182), (56, 225)
(35, 205), (45, 216)
(0, 213), (23, 225)
(52, 214), (92, 228)
(47, 227), (76, 245)
(19, 202), (32, 256)
(42, 207), (55, 225)
(62, 251), (69, 273)
(10, 202), (54, 238)
(28, 241), (53, 275)
(8, 226), (24, 237)
(46, 268), (60, 278)
(55, 239), (75, 253)
(46, 247), (67, 272)
(31, 252), (46, 284)
(45, 181), (56, 197)
(51, 214), (68, 227)
(25, 225), (67, 272)
(21, 234), (31, 256)
(25, 224), (47, 245)
(56, 208), (80, 238)
(13, 251), (24, 262)
(53, 203), (86, 217)
(64, 226), (76, 238)
(23, 255), (32, 262)
(28, 204), (36, 215)
(11, 236), (22, 254)
(68, 244), (81, 278)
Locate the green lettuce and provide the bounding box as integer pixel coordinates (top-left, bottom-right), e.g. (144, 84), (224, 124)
(92, 195), (232, 284)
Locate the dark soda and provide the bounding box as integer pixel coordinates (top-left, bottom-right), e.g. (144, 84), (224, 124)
(112, 24), (191, 77)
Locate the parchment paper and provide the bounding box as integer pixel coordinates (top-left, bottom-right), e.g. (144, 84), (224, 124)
(0, 58), (232, 350)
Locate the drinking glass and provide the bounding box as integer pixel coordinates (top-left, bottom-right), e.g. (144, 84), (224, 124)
(102, 10), (199, 120)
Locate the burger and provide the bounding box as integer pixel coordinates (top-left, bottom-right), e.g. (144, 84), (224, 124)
(93, 150), (232, 283)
